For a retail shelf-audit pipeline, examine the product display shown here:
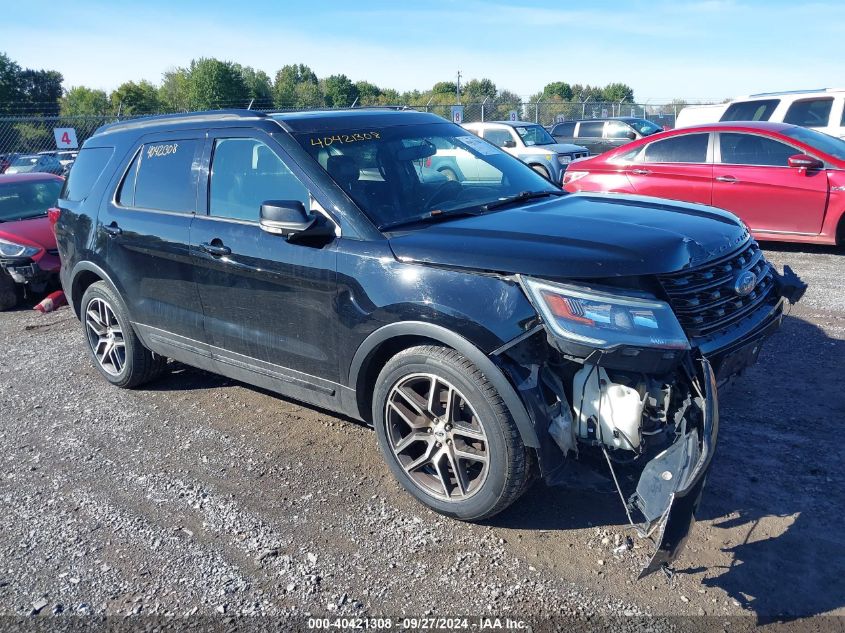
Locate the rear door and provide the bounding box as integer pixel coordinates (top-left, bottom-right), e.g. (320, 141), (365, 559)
(99, 132), (205, 342)
(624, 132), (713, 205)
(574, 121), (606, 155)
(190, 129), (340, 384)
(712, 132), (828, 235)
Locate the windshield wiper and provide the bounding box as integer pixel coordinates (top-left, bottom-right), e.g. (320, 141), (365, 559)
(483, 190), (564, 211)
(378, 207), (484, 231)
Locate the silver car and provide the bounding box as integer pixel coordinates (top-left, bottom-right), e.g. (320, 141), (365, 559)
(462, 121), (589, 183)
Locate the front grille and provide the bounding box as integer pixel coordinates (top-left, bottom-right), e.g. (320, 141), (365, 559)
(658, 241), (777, 340)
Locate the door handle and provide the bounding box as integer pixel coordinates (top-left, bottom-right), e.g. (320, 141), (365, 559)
(200, 242), (231, 257)
(630, 168), (651, 175)
(716, 175), (739, 183)
(103, 223), (122, 236)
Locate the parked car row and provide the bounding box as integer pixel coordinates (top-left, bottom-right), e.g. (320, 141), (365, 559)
(563, 121), (845, 245)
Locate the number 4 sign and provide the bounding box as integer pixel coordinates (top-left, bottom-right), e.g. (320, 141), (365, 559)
(53, 128), (79, 149)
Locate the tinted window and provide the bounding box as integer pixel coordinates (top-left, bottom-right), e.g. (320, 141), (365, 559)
(780, 125), (845, 160)
(133, 140), (200, 212)
(61, 147), (114, 201)
(721, 99), (779, 122)
(577, 121), (604, 138)
(117, 151), (140, 206)
(783, 98), (833, 127)
(482, 129), (515, 147)
(551, 122), (575, 137)
(642, 134), (709, 163)
(606, 121), (633, 139)
(209, 138), (309, 221)
(719, 133), (795, 166)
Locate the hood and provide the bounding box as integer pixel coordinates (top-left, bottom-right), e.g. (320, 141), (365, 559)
(388, 193), (749, 279)
(0, 215), (55, 251)
(522, 143), (587, 156)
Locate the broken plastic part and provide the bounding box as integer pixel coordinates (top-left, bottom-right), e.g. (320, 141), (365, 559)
(548, 406), (576, 457)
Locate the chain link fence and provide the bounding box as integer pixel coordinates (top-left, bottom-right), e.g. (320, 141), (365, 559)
(0, 102), (689, 160)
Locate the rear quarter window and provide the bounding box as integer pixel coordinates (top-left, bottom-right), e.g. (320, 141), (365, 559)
(552, 122), (576, 137)
(61, 147), (114, 202)
(720, 99), (779, 122)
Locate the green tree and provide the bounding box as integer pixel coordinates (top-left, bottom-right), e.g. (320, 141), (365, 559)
(158, 68), (190, 111)
(601, 82), (635, 103)
(18, 69), (63, 115)
(60, 86), (109, 116)
(493, 89), (522, 120)
(354, 80), (382, 105)
(294, 81), (323, 108)
(12, 122), (52, 152)
(431, 81), (457, 97)
(463, 78), (497, 102)
(110, 80), (161, 115)
(186, 58), (249, 110)
(322, 74), (358, 107)
(273, 64), (318, 108)
(541, 81), (573, 101)
(0, 52), (22, 109)
(234, 64), (274, 109)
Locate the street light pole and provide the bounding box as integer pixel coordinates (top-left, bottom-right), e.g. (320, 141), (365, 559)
(456, 70), (462, 104)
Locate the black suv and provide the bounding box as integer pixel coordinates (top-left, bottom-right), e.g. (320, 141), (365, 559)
(55, 109), (804, 576)
(549, 117), (664, 155)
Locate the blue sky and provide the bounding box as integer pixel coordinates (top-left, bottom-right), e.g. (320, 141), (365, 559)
(2, 1), (842, 102)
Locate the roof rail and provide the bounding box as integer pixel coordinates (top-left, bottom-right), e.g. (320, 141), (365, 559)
(747, 88), (827, 97)
(95, 109), (268, 135)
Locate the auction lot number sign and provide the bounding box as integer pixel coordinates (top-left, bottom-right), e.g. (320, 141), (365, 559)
(53, 128), (79, 149)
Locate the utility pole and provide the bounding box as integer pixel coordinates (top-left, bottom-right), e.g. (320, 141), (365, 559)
(456, 70), (462, 104)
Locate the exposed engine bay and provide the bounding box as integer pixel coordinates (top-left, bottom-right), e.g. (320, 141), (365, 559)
(496, 330), (718, 577)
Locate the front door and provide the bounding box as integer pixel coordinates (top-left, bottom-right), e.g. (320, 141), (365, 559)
(625, 132), (713, 205)
(190, 130), (340, 386)
(98, 133), (204, 341)
(712, 132), (828, 235)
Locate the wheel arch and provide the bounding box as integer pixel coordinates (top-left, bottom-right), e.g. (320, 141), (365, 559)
(837, 210), (845, 245)
(68, 261), (120, 319)
(348, 321), (540, 448)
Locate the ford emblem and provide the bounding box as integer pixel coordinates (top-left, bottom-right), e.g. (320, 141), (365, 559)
(734, 270), (757, 296)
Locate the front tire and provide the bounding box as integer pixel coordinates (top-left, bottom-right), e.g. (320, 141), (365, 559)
(0, 268), (19, 311)
(372, 345), (532, 520)
(531, 164), (551, 180)
(80, 281), (166, 388)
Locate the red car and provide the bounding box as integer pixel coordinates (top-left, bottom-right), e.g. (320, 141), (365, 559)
(0, 173), (64, 310)
(563, 122), (845, 245)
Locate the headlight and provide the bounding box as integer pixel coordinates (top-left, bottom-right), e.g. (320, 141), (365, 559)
(520, 277), (689, 350)
(0, 237), (40, 258)
(557, 155), (572, 165)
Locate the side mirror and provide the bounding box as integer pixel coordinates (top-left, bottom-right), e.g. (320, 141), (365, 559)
(626, 131), (637, 140)
(787, 154), (823, 170)
(259, 200), (314, 236)
(503, 139), (517, 148)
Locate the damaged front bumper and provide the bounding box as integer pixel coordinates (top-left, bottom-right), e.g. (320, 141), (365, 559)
(632, 358), (718, 577)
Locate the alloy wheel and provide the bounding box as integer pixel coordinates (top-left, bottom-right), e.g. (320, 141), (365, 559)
(84, 298), (126, 376)
(384, 373), (489, 501)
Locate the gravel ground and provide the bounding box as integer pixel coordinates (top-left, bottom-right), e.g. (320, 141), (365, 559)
(0, 243), (842, 631)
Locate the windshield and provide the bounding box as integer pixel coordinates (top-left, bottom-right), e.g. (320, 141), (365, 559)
(514, 125), (557, 146)
(290, 122), (559, 229)
(628, 119), (662, 136)
(10, 156), (39, 172)
(0, 179), (61, 222)
(779, 126), (845, 161)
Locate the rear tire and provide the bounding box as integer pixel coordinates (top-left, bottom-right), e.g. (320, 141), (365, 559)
(372, 345), (532, 521)
(0, 269), (18, 311)
(80, 281), (166, 388)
